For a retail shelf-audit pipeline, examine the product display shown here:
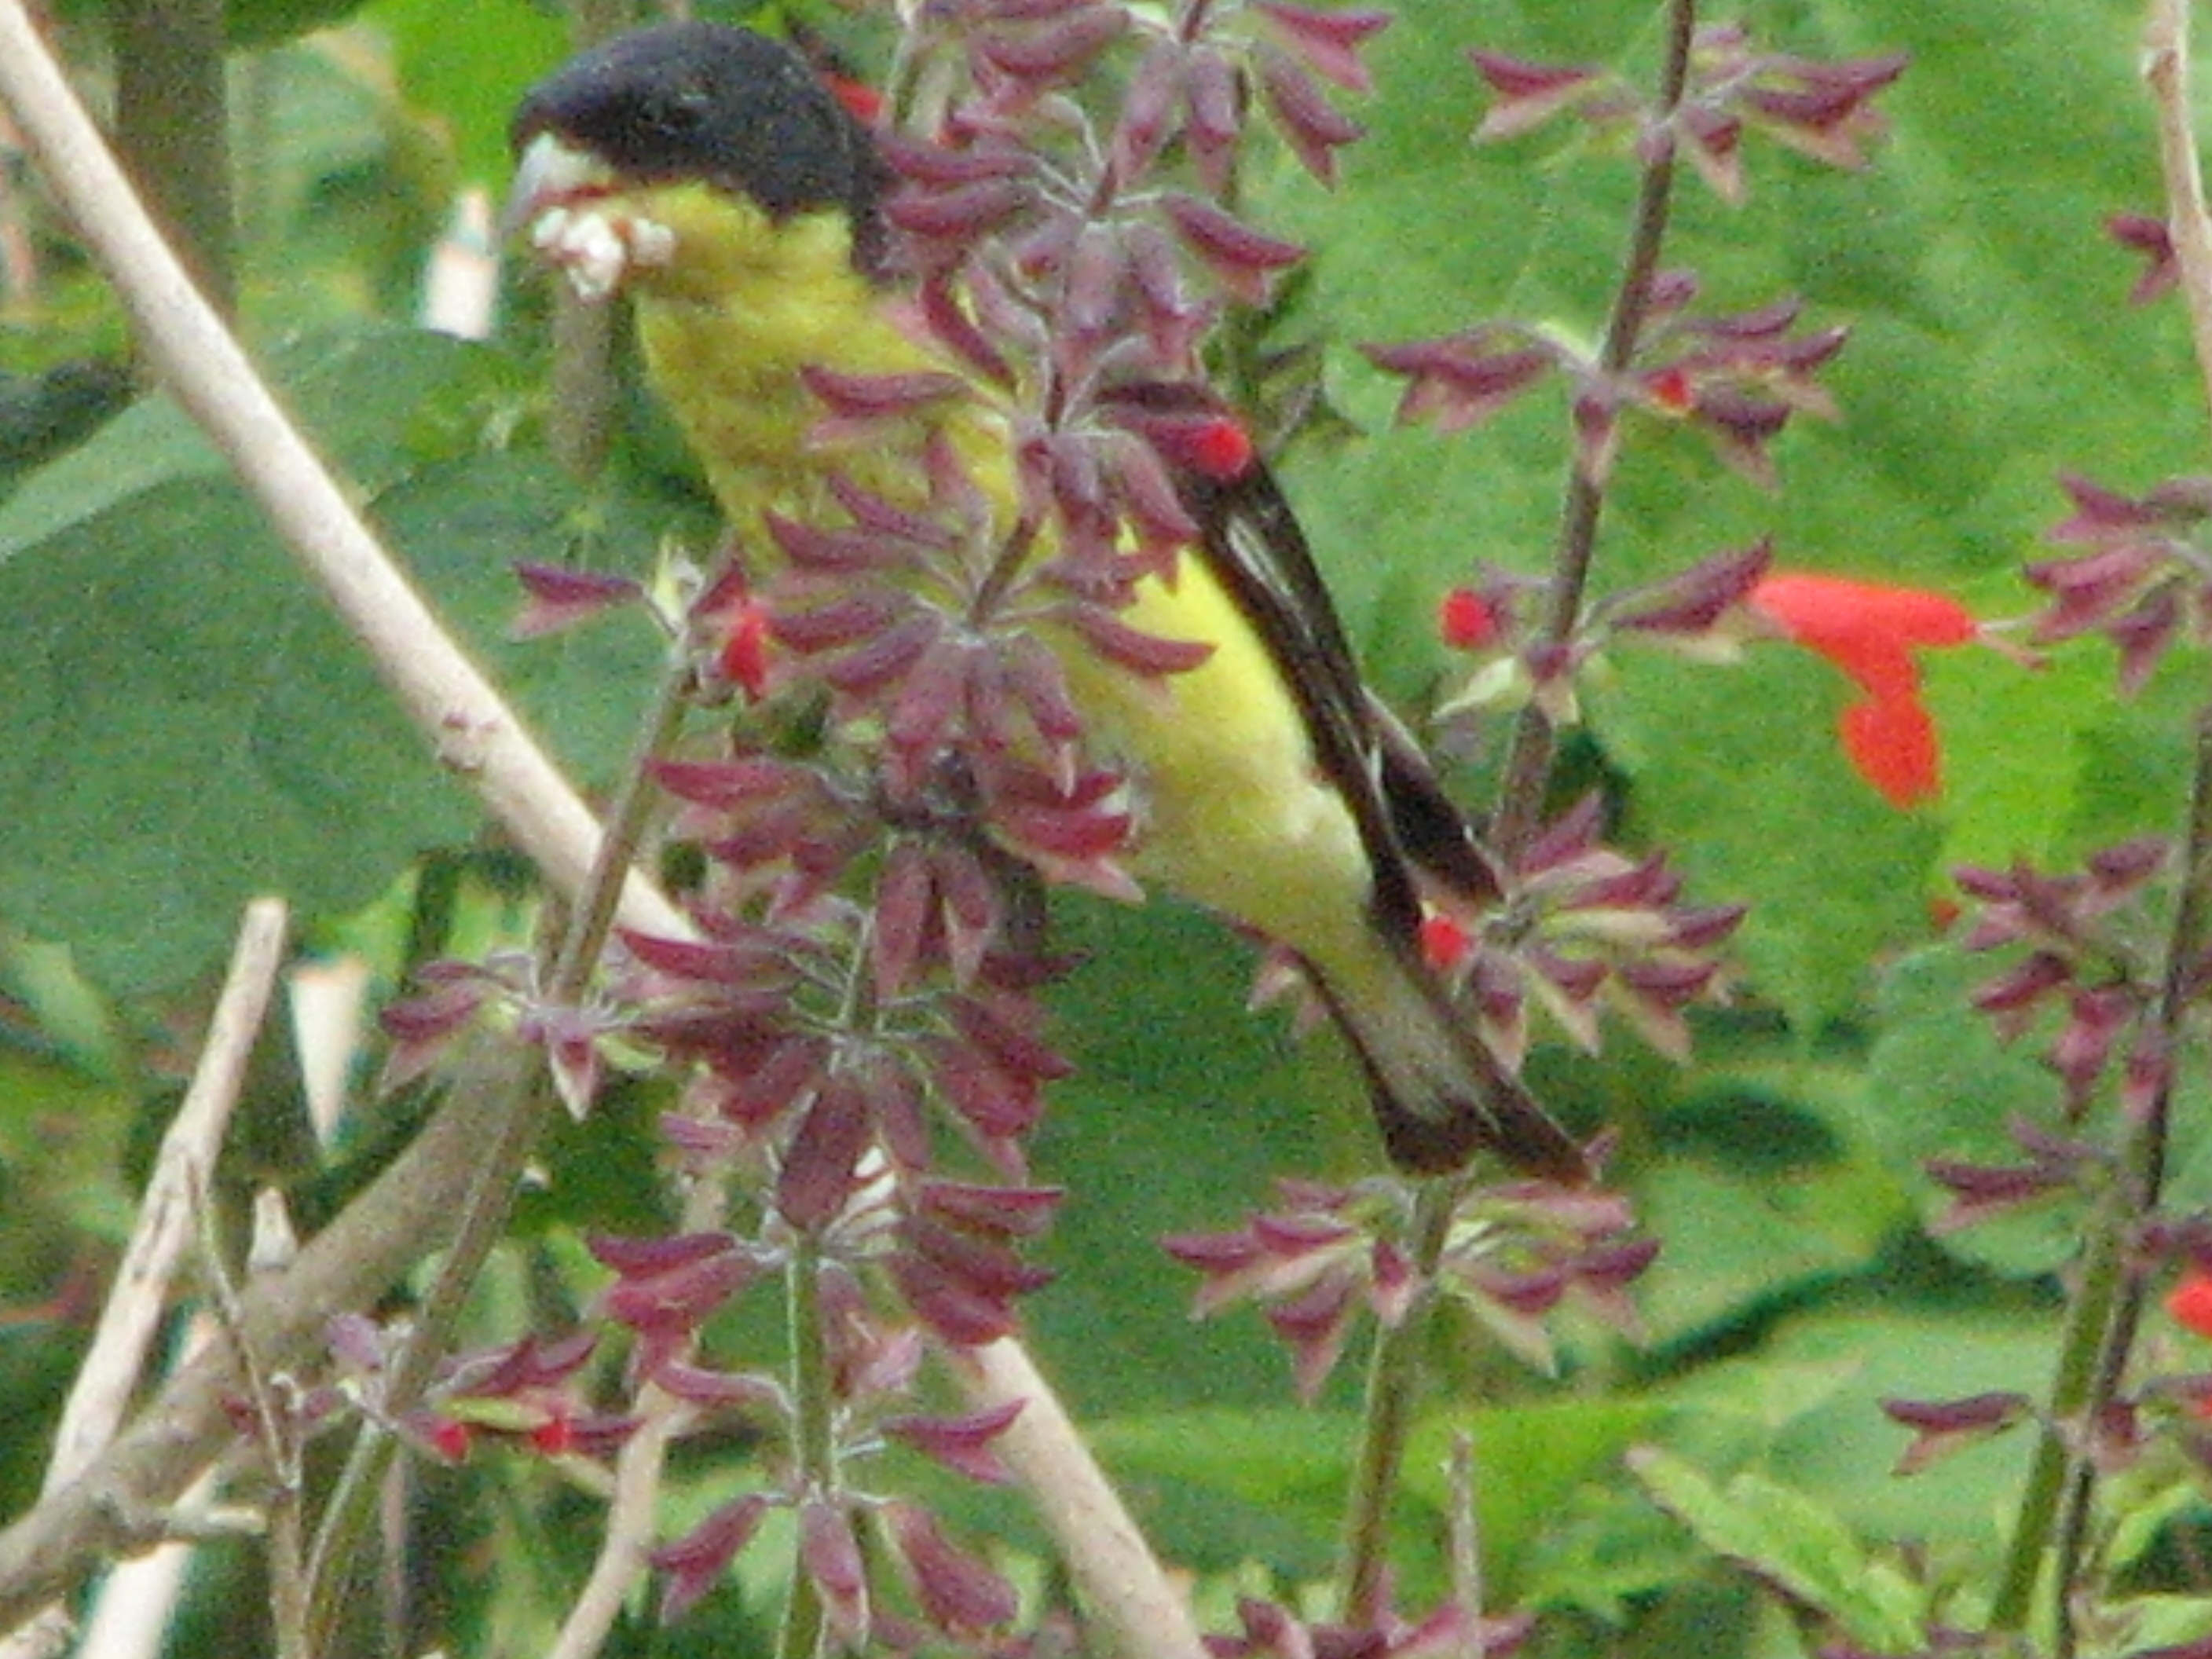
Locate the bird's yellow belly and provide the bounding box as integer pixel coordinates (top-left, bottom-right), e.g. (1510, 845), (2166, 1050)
(1056, 554), (1372, 961)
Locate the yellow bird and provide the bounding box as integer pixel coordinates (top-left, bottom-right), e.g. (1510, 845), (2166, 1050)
(507, 21), (1586, 1181)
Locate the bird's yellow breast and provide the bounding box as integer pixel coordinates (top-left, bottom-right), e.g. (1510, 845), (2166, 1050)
(621, 181), (1372, 961)
(626, 185), (925, 522)
(1056, 567), (1372, 963)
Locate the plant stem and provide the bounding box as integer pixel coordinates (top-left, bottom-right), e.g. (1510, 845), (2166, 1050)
(778, 1232), (834, 1659)
(2001, 701), (2212, 1650)
(301, 657), (695, 1650)
(111, 0), (232, 313)
(542, 0), (636, 481)
(1988, 12), (2212, 1643)
(1337, 1180), (1456, 1621)
(1986, 1177), (2129, 1638)
(1490, 0), (1696, 859)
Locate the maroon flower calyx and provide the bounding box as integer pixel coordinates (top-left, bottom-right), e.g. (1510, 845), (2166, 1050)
(1881, 1391), (2033, 1475)
(511, 562), (644, 639)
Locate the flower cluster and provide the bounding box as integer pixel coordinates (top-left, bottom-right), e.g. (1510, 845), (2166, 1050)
(317, 1317), (634, 1470)
(1952, 840), (2174, 1117)
(1419, 795), (1742, 1066)
(1364, 29), (1899, 487)
(1469, 28), (1904, 192)
(1368, 283), (1850, 489)
(2028, 473), (2212, 694)
(600, 1246), (1027, 1630)
(1432, 548), (1988, 811)
(877, 0), (1382, 557)
(1166, 1174), (1650, 1397)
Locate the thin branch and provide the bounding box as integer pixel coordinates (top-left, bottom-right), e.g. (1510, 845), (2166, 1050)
(0, 900), (287, 1659)
(546, 1168), (727, 1659)
(2144, 0), (2212, 435)
(42, 897), (288, 1494)
(0, 1043), (511, 1630)
(1489, 0), (1696, 859)
(956, 1341), (1210, 1659)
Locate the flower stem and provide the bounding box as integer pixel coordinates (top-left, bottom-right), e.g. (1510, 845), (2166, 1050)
(1985, 1177), (2127, 1639)
(1491, 0), (1695, 858)
(1337, 1180), (1456, 1621)
(1992, 700), (2212, 1647)
(778, 1231), (835, 1659)
(301, 655), (696, 1649)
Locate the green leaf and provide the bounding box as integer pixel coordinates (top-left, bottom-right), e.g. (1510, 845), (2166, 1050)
(0, 478), (474, 991)
(0, 327), (594, 992)
(368, 0), (573, 188)
(1028, 895), (1363, 1416)
(1402, 1395), (1664, 1599)
(1632, 1126), (1903, 1344)
(1759, 1306), (2050, 1551)
(1088, 1408), (1353, 1576)
(1867, 945), (2086, 1275)
(1629, 1445), (1926, 1653)
(1595, 647), (1945, 1024)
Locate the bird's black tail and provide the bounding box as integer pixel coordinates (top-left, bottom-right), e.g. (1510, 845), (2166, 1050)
(1313, 928), (1589, 1182)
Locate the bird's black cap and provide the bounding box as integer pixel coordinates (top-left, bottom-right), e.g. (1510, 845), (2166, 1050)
(511, 22), (891, 275)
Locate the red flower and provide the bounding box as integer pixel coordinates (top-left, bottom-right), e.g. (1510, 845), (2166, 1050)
(1749, 572), (1976, 808)
(1437, 586), (1499, 651)
(1418, 911), (1474, 971)
(2168, 1271), (2212, 1340)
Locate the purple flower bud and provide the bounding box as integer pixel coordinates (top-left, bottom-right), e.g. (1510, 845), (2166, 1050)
(1254, 3), (1390, 93)
(652, 1494), (771, 1622)
(800, 1499), (871, 1642)
(886, 1501), (1020, 1632)
(884, 1401), (1025, 1485)
(1161, 193), (1305, 304)
(510, 562), (643, 638)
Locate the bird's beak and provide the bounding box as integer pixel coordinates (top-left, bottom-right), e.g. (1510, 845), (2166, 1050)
(500, 133), (610, 244)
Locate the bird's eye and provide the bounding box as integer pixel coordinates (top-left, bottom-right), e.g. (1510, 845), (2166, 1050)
(642, 81), (712, 141)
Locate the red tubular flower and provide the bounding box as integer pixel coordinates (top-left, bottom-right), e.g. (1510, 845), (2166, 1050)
(2169, 1272), (2212, 1339)
(1749, 572), (1976, 808)
(1437, 587), (1498, 651)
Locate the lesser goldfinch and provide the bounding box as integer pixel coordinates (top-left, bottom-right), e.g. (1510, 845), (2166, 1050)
(506, 21), (1585, 1181)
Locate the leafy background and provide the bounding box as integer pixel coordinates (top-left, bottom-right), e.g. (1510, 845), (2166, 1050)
(2, 0), (2208, 1652)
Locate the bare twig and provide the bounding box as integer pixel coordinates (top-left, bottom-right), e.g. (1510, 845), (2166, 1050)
(958, 1341), (1209, 1659)
(44, 897), (288, 1494)
(547, 1170), (727, 1659)
(0, 1048), (506, 1630)
(2144, 0), (2212, 433)
(68, 1324), (222, 1659)
(0, 899), (288, 1659)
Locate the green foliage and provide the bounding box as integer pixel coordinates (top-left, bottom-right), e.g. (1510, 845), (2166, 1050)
(1265, 0), (2195, 1034)
(1631, 1446), (1928, 1651)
